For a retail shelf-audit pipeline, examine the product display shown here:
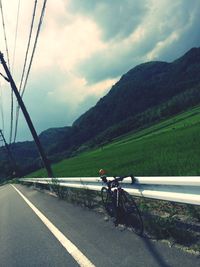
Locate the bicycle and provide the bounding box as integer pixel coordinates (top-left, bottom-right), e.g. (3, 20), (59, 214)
(99, 169), (143, 236)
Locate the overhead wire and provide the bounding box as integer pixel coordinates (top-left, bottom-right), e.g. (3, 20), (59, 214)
(9, 84), (14, 143)
(0, 0), (14, 144)
(0, 0), (10, 69)
(21, 0), (48, 98)
(13, 0), (38, 142)
(11, 0), (21, 73)
(10, 0), (21, 144)
(18, 0), (38, 95)
(14, 0), (48, 142)
(0, 83), (5, 134)
(10, 0), (20, 144)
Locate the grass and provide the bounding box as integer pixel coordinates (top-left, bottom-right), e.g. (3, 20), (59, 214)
(25, 106), (200, 253)
(32, 181), (200, 253)
(28, 105), (200, 178)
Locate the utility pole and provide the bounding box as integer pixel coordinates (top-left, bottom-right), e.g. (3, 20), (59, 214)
(0, 52), (54, 177)
(0, 129), (19, 177)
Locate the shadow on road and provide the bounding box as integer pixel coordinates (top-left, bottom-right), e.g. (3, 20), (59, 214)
(141, 236), (171, 267)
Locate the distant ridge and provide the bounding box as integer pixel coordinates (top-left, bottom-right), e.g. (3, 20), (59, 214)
(71, 47), (200, 142)
(1, 47), (200, 178)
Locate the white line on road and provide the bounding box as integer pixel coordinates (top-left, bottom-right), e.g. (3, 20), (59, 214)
(11, 185), (95, 267)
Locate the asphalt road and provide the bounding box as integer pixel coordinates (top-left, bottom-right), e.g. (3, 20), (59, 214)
(0, 184), (199, 267)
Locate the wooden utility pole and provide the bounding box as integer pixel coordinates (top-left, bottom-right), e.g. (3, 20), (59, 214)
(0, 129), (18, 177)
(0, 52), (54, 177)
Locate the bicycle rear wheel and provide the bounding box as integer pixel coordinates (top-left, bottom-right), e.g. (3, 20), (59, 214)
(121, 191), (143, 235)
(101, 187), (117, 218)
(101, 187), (108, 206)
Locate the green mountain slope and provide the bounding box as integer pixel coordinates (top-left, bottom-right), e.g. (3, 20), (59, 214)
(1, 47), (200, 179)
(28, 105), (200, 177)
(50, 47), (200, 154)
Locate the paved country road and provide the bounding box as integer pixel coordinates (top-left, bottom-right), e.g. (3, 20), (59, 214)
(0, 184), (199, 267)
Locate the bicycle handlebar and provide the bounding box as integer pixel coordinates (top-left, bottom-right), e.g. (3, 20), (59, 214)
(100, 174), (136, 186)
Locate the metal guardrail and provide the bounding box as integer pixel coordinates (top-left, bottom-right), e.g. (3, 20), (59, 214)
(18, 176), (200, 206)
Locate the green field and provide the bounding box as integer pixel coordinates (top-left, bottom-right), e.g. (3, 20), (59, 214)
(29, 105), (200, 177)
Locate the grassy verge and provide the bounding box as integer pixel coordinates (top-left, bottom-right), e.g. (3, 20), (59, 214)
(138, 198), (200, 244)
(69, 188), (200, 253)
(28, 107), (200, 177)
(40, 183), (200, 254)
(23, 106), (200, 253)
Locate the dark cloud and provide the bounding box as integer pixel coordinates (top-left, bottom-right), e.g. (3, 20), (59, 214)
(74, 0), (200, 84)
(76, 47), (142, 84)
(154, 0), (200, 62)
(14, 68), (101, 141)
(14, 70), (71, 141)
(75, 32), (164, 84)
(72, 94), (100, 120)
(3, 0), (200, 142)
(68, 0), (149, 41)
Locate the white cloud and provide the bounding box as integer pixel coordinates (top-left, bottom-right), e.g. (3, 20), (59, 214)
(47, 70), (118, 111)
(74, 0), (200, 83)
(0, 0), (200, 141)
(34, 12), (106, 72)
(68, 0), (149, 41)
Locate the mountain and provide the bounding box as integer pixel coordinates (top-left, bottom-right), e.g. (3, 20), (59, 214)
(1, 47), (200, 180)
(39, 126), (71, 154)
(63, 47), (200, 147)
(74, 48), (200, 131)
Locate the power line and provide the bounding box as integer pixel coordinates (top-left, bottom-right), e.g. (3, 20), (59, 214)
(21, 0), (48, 98)
(0, 52), (54, 177)
(9, 89), (14, 144)
(11, 0), (21, 73)
(13, 0), (38, 143)
(10, 0), (21, 143)
(0, 83), (5, 134)
(11, 0), (22, 144)
(18, 0), (38, 95)
(0, 0), (14, 144)
(0, 129), (19, 177)
(0, 0), (10, 69)
(14, 0), (48, 142)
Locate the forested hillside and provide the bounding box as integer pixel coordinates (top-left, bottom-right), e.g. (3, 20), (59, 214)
(0, 47), (200, 180)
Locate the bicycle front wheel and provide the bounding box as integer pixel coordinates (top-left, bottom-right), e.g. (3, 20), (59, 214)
(121, 191), (143, 236)
(101, 187), (117, 218)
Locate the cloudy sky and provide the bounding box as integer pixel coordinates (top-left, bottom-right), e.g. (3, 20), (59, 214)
(0, 0), (200, 142)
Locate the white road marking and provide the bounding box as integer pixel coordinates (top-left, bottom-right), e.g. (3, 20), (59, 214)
(11, 185), (95, 267)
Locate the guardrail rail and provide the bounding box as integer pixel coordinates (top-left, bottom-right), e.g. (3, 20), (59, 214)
(18, 176), (200, 206)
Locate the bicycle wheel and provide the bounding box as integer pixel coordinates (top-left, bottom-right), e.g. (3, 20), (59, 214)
(101, 187), (117, 218)
(101, 187), (108, 206)
(120, 191), (143, 235)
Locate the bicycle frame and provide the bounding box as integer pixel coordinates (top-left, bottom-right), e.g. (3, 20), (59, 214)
(104, 178), (124, 209)
(100, 174), (143, 235)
